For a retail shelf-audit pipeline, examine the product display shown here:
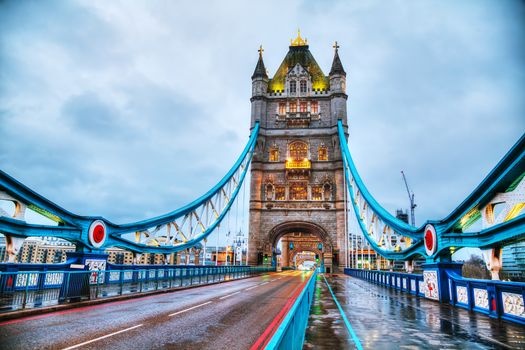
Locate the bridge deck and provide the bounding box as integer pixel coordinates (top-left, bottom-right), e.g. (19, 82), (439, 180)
(0, 270), (310, 350)
(304, 274), (525, 350)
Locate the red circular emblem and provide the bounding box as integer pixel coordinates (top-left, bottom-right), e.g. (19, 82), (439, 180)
(93, 224), (105, 243)
(425, 229), (433, 251)
(88, 220), (107, 248)
(424, 224), (437, 256)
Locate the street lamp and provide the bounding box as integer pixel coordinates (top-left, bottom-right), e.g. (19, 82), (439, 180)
(233, 230), (247, 266)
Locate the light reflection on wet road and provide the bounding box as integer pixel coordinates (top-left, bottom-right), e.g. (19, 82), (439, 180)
(304, 274), (525, 350)
(0, 271), (309, 350)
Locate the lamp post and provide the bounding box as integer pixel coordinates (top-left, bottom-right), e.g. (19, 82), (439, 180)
(233, 230), (246, 266)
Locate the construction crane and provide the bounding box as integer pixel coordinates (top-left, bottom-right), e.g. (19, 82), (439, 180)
(401, 171), (416, 226)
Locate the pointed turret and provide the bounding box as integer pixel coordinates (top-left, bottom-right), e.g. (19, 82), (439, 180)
(252, 45), (268, 80)
(251, 45), (269, 127)
(329, 41), (346, 76)
(329, 41), (347, 124)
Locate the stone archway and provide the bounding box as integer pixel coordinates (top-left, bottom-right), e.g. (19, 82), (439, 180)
(268, 221), (334, 248)
(290, 249), (319, 268)
(269, 221), (334, 272)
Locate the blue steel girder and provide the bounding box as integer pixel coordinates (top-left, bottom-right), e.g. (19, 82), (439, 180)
(439, 215), (525, 252)
(337, 119), (525, 260)
(0, 122), (260, 254)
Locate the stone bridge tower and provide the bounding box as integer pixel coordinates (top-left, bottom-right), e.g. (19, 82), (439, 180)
(248, 32), (348, 272)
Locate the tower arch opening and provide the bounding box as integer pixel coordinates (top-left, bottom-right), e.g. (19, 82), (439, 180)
(269, 221), (334, 273)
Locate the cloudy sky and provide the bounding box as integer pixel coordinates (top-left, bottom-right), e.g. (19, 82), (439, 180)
(1, 1), (524, 248)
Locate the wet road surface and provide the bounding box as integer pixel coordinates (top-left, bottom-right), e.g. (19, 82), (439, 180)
(304, 274), (525, 350)
(0, 270), (311, 350)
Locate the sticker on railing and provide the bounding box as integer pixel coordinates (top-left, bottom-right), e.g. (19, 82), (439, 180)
(15, 273), (39, 288)
(502, 292), (525, 318)
(423, 270), (439, 300)
(457, 286), (468, 304)
(45, 272), (64, 286)
(474, 288), (489, 309)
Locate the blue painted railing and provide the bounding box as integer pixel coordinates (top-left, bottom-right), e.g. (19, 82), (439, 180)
(447, 272), (525, 325)
(344, 268), (424, 296)
(265, 270), (317, 350)
(344, 268), (525, 325)
(0, 265), (274, 312)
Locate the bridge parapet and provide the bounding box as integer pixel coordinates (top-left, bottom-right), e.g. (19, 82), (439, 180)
(345, 268), (525, 325)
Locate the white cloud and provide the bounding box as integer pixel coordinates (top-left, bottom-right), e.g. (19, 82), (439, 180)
(0, 0), (523, 237)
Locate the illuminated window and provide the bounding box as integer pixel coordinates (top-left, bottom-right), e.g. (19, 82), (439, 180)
(300, 80), (307, 93)
(289, 81), (296, 94)
(300, 102), (307, 113)
(269, 147), (279, 162)
(318, 144), (328, 161)
(275, 186), (286, 201)
(311, 101), (318, 114)
(290, 182), (308, 200)
(289, 102), (297, 113)
(278, 103), (286, 115)
(288, 141), (308, 160)
(312, 186), (323, 201)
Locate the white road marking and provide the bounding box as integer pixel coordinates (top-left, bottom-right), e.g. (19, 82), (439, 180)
(219, 291), (240, 300)
(259, 282), (269, 286)
(62, 324), (143, 350)
(245, 285), (259, 291)
(169, 301), (212, 317)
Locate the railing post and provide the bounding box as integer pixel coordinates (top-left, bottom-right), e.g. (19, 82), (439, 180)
(95, 271), (100, 299)
(119, 271), (124, 296)
(486, 282), (500, 318)
(22, 272), (29, 309)
(63, 272), (71, 302)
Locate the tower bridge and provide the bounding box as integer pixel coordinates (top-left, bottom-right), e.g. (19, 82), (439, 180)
(0, 32), (524, 349)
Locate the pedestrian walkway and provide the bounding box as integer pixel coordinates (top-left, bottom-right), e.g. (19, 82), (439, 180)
(304, 274), (525, 349)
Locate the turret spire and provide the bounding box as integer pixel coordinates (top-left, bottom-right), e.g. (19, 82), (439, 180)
(251, 45), (268, 80)
(329, 41), (346, 76)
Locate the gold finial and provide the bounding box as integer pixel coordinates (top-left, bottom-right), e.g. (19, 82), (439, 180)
(333, 41), (340, 51)
(291, 28), (308, 47)
(258, 45), (264, 57)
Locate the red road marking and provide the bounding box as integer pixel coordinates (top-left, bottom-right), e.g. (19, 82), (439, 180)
(250, 273), (312, 350)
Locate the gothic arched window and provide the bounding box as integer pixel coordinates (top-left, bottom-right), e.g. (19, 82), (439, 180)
(300, 101), (307, 113)
(312, 186), (323, 201)
(318, 144), (328, 161)
(278, 103), (286, 115)
(289, 102), (297, 113)
(275, 186), (286, 200)
(288, 141), (308, 161)
(300, 80), (307, 93)
(290, 182), (308, 201)
(311, 101), (318, 114)
(269, 146), (279, 162)
(289, 81), (297, 94)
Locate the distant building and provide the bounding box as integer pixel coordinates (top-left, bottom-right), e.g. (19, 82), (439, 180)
(14, 238), (75, 264)
(395, 209), (409, 224)
(502, 242), (525, 281)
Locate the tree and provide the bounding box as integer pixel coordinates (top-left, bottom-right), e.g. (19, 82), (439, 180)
(462, 255), (490, 279)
